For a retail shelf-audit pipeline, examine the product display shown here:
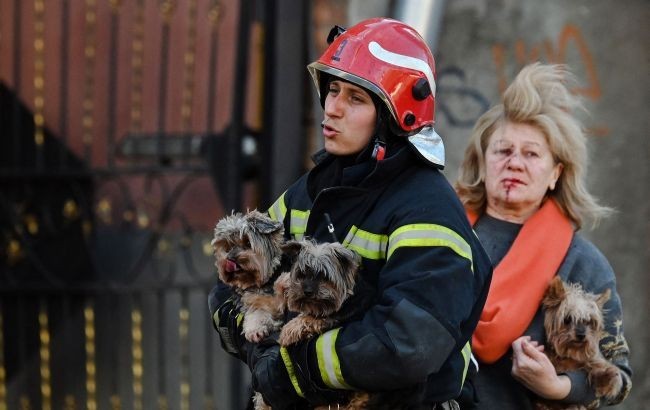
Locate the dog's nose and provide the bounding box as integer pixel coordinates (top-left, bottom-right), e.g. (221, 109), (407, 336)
(576, 325), (586, 340)
(303, 281), (317, 297)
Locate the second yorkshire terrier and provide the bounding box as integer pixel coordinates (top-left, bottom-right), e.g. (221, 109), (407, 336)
(212, 210), (286, 343)
(276, 239), (362, 347)
(536, 276), (622, 410)
(276, 239), (421, 410)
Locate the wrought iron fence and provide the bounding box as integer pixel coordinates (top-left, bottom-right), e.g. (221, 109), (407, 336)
(0, 0), (269, 408)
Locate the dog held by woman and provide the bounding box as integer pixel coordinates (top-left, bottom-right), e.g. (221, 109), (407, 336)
(536, 277), (623, 410)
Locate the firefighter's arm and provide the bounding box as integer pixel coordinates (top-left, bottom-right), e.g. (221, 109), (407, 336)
(270, 242), (478, 402)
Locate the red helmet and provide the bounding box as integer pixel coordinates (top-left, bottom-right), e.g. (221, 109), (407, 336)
(308, 17), (437, 135)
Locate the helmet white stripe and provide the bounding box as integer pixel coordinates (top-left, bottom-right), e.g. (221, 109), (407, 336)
(368, 41), (436, 96)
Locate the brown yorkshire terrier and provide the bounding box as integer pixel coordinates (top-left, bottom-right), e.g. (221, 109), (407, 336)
(536, 276), (623, 410)
(276, 240), (420, 410)
(211, 210), (286, 344)
(276, 239), (362, 347)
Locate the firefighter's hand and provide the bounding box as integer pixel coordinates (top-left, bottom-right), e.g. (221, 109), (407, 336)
(208, 285), (249, 361)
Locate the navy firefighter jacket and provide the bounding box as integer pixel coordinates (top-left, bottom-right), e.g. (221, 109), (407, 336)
(267, 145), (492, 403)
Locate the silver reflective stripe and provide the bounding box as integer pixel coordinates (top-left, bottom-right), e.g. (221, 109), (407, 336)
(387, 224), (473, 269)
(315, 328), (353, 390)
(268, 192), (287, 222)
(461, 341), (471, 386)
(342, 226), (388, 260)
(289, 209), (310, 240)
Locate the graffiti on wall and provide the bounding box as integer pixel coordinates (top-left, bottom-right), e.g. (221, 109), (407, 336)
(492, 23), (608, 136)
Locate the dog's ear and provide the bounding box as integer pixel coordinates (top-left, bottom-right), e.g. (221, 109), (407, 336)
(331, 245), (360, 290)
(281, 240), (304, 261)
(543, 276), (566, 308)
(247, 211), (283, 234)
(596, 288), (611, 309)
(333, 246), (360, 273)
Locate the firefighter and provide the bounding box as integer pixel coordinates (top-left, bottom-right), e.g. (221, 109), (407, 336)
(210, 17), (492, 409)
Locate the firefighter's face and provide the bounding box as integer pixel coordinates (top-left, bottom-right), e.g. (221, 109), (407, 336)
(321, 80), (376, 156)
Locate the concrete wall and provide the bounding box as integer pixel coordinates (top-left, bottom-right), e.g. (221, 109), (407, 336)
(432, 1), (649, 408)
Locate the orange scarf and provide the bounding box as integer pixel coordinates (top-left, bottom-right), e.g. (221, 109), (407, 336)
(469, 198), (574, 363)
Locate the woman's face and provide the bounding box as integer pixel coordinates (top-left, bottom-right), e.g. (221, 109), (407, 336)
(484, 121), (563, 223)
(322, 80), (377, 156)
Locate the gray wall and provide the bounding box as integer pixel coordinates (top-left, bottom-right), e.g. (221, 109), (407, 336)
(432, 1), (649, 408)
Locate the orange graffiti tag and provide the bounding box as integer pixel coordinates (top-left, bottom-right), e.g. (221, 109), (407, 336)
(493, 24), (602, 99)
(492, 23), (607, 136)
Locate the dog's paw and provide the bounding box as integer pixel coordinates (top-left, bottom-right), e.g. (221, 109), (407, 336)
(279, 319), (306, 346)
(590, 365), (622, 399)
(244, 328), (269, 343)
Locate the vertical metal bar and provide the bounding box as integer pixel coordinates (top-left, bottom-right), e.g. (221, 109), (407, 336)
(227, 3), (253, 405)
(204, 288), (214, 410)
(38, 298), (52, 410)
(267, 0), (308, 204)
(84, 299), (97, 410)
(129, 0), (145, 137)
(157, 291), (167, 409)
(205, 2), (221, 133)
(107, 294), (121, 410)
(61, 297), (76, 410)
(157, 1), (176, 163)
(82, 0), (98, 165)
(11, 0), (22, 169)
(58, 0), (70, 170)
(33, 0), (46, 170)
(0, 301), (6, 410)
(131, 293), (144, 410)
(260, 0), (276, 207)
(180, 0), (197, 132)
(179, 289), (190, 410)
(107, 1), (121, 169)
(225, 0), (251, 213)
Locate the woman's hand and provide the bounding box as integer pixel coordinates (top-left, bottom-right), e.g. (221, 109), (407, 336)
(511, 336), (571, 400)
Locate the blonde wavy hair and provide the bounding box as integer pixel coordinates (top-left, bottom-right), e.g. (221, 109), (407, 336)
(455, 63), (612, 229)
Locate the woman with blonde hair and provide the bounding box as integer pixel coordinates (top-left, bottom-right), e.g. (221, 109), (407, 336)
(456, 63), (631, 409)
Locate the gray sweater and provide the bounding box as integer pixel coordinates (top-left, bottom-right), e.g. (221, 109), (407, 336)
(471, 215), (632, 409)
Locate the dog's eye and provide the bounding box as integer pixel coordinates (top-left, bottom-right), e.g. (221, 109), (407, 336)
(242, 236), (251, 248)
(563, 317), (572, 325)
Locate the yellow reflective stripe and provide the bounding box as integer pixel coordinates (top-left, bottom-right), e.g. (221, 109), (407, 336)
(342, 226), (388, 260)
(236, 312), (244, 327)
(315, 328), (354, 390)
(289, 209), (310, 240)
(280, 347), (306, 398)
(461, 341), (471, 387)
(387, 224), (473, 267)
(268, 192), (287, 222)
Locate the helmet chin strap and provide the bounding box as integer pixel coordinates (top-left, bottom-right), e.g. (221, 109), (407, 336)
(371, 103), (389, 161)
(371, 137), (386, 161)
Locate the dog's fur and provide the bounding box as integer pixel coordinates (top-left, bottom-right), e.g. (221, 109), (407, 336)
(277, 239), (422, 410)
(535, 276), (623, 410)
(211, 210), (285, 343)
(276, 239), (362, 346)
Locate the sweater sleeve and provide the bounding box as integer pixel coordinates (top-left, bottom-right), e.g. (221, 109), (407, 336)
(558, 236), (632, 406)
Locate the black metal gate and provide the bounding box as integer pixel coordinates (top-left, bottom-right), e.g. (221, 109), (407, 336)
(0, 0), (303, 408)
